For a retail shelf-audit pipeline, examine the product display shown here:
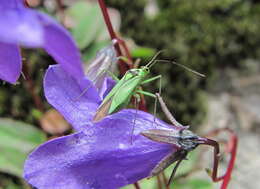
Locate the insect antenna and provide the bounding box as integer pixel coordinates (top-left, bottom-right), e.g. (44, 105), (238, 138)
(150, 60), (205, 77)
(146, 50), (165, 67)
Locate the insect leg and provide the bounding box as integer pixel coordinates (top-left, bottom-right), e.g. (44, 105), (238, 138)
(167, 151), (187, 186)
(136, 90), (156, 98)
(155, 93), (184, 128)
(154, 75), (162, 127)
(142, 75), (162, 128)
(74, 84), (93, 101)
(152, 95), (159, 128)
(199, 138), (225, 182)
(141, 75), (162, 85)
(136, 89), (159, 127)
(131, 94), (141, 144)
(106, 70), (120, 82)
(74, 69), (119, 101)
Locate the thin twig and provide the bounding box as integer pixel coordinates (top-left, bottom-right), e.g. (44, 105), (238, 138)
(133, 182), (141, 189)
(97, 0), (130, 74)
(22, 62), (44, 112)
(162, 172), (170, 189)
(23, 0), (29, 6)
(97, 0), (147, 111)
(156, 175), (162, 189)
(220, 132), (237, 189)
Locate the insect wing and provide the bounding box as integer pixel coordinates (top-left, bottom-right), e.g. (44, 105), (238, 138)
(93, 71), (139, 121)
(100, 70), (134, 105)
(110, 75), (143, 113)
(93, 98), (112, 122)
(141, 129), (181, 146)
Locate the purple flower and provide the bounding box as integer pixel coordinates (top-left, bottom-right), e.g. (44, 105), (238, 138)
(24, 110), (179, 189)
(0, 0), (83, 84)
(24, 65), (182, 189)
(44, 65), (115, 131)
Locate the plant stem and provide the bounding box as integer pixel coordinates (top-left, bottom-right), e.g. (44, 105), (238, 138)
(133, 182), (141, 189)
(22, 62), (44, 112)
(97, 0), (130, 74)
(162, 172), (170, 189)
(156, 175), (162, 189)
(220, 131), (237, 189)
(24, 0), (29, 6)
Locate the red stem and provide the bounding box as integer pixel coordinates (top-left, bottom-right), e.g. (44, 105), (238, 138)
(220, 133), (237, 189)
(24, 0), (29, 6)
(97, 4), (145, 188)
(22, 63), (44, 112)
(97, 0), (130, 74)
(98, 0), (117, 41)
(97, 0), (146, 109)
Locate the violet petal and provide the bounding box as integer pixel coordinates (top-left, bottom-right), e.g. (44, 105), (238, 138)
(24, 109), (176, 189)
(0, 0), (23, 9)
(44, 65), (101, 131)
(0, 42), (21, 83)
(0, 8), (44, 47)
(36, 12), (84, 78)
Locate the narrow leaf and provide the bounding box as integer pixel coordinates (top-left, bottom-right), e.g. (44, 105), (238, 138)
(0, 118), (46, 177)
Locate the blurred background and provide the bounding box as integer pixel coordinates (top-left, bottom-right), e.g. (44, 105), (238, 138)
(0, 0), (260, 188)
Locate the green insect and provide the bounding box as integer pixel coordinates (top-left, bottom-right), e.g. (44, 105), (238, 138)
(93, 53), (162, 122)
(93, 51), (205, 122)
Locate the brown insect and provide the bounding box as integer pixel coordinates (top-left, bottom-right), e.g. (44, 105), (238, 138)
(141, 93), (224, 186)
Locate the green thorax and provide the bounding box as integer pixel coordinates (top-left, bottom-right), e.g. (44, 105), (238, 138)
(100, 66), (150, 114)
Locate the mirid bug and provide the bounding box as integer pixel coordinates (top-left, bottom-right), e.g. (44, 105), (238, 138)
(92, 47), (206, 123)
(141, 93), (226, 186)
(93, 52), (163, 122)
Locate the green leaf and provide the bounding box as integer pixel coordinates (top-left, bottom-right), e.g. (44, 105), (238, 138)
(5, 182), (21, 189)
(174, 179), (213, 189)
(67, 1), (104, 49)
(0, 118), (46, 177)
(131, 47), (156, 58)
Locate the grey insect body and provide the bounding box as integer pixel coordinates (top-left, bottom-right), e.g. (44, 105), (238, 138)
(141, 93), (223, 186)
